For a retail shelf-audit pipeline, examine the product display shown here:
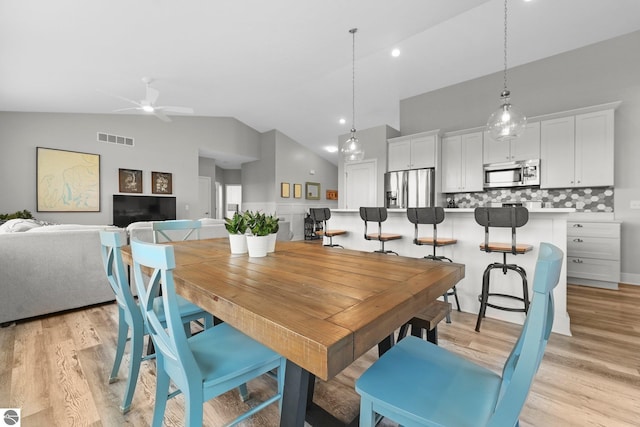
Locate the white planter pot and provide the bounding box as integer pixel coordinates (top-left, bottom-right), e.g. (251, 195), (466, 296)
(246, 235), (269, 258)
(267, 233), (277, 253)
(228, 233), (247, 254)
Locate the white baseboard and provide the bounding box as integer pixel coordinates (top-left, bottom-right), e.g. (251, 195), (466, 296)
(620, 272), (640, 286)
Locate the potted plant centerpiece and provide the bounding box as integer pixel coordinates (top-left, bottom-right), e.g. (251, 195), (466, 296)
(245, 211), (270, 257)
(265, 214), (280, 253)
(224, 211), (248, 254)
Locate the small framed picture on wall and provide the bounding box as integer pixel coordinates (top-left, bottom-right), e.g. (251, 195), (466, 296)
(152, 171), (172, 194)
(119, 168), (143, 193)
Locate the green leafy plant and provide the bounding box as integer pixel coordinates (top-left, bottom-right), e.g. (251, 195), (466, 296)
(224, 212), (248, 235)
(245, 211), (271, 236)
(0, 210), (33, 220)
(265, 214), (280, 234)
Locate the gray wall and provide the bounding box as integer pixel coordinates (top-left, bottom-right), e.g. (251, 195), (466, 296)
(400, 30), (640, 283)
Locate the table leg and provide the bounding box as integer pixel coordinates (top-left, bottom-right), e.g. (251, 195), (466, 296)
(280, 360), (359, 427)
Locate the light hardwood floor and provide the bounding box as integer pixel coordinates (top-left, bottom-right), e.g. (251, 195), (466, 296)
(1, 284), (639, 426)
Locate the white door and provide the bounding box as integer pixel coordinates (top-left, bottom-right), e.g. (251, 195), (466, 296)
(198, 176), (212, 218)
(226, 184), (242, 218)
(215, 182), (223, 219)
(345, 160), (377, 209)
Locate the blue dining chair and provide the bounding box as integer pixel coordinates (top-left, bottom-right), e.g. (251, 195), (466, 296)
(152, 219), (201, 243)
(130, 238), (286, 427)
(99, 231), (214, 413)
(356, 242), (563, 427)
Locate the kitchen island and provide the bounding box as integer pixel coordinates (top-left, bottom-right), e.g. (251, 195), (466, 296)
(328, 208), (575, 335)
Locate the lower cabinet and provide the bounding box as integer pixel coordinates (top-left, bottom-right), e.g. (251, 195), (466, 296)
(567, 221), (620, 289)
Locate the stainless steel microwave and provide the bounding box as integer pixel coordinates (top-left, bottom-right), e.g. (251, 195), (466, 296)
(483, 159), (540, 189)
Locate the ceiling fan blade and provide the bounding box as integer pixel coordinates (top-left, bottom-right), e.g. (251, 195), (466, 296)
(98, 89), (142, 107)
(157, 106), (194, 114)
(146, 86), (160, 104)
(153, 110), (172, 122)
(113, 107), (141, 112)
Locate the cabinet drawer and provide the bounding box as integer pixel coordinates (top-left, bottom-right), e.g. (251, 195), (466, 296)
(567, 236), (620, 260)
(567, 222), (620, 238)
(567, 257), (620, 282)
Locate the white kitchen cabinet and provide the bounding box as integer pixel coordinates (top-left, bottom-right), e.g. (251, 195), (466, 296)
(567, 221), (620, 289)
(483, 122), (540, 164)
(387, 132), (437, 171)
(441, 131), (483, 193)
(541, 109), (614, 188)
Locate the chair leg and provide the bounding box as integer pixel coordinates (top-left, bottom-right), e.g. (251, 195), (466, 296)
(109, 308), (128, 383)
(359, 396), (376, 427)
(442, 292), (452, 324)
(183, 386), (204, 427)
(121, 321), (144, 414)
(152, 354), (170, 427)
(475, 264), (492, 332)
(452, 285), (461, 312)
(238, 383), (250, 402)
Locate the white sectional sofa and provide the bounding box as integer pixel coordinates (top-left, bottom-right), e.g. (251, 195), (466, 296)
(0, 220), (125, 325)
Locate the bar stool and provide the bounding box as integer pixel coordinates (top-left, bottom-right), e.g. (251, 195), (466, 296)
(359, 207), (402, 255)
(309, 208), (346, 248)
(474, 206), (533, 332)
(407, 207), (460, 323)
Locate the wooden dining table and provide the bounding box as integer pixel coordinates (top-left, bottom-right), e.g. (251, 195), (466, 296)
(121, 238), (464, 427)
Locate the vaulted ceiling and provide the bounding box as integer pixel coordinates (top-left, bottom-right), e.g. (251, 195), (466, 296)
(2, 0), (640, 167)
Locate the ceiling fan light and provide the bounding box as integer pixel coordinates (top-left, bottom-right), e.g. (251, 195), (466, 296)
(142, 105), (154, 113)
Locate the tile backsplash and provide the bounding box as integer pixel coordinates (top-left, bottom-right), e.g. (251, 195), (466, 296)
(447, 187), (614, 212)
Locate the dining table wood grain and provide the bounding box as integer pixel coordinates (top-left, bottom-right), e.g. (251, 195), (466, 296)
(121, 238), (465, 426)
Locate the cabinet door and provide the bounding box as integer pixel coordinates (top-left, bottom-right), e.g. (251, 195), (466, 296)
(483, 131), (511, 164)
(511, 122), (541, 161)
(410, 135), (436, 169)
(575, 110), (614, 187)
(388, 140), (411, 171)
(541, 116), (575, 188)
(461, 132), (484, 192)
(441, 135), (462, 192)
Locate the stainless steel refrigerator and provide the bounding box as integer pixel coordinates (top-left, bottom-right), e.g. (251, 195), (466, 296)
(384, 168), (435, 209)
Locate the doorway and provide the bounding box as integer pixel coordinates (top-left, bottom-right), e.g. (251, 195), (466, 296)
(197, 176), (212, 218)
(344, 159), (377, 209)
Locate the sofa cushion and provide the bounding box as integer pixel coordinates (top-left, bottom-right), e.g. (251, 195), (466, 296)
(0, 218), (43, 233)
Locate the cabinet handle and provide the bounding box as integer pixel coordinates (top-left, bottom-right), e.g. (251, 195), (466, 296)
(572, 224), (583, 228)
(572, 259), (584, 264)
(573, 238), (583, 243)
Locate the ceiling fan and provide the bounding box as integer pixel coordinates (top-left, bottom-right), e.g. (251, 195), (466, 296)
(106, 77), (194, 122)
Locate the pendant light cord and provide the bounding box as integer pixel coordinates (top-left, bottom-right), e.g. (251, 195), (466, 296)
(503, 0), (508, 92)
(350, 28), (357, 132)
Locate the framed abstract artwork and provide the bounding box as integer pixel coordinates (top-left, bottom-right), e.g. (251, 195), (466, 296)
(152, 171), (173, 194)
(305, 182), (320, 200)
(36, 147), (100, 212)
(294, 183), (302, 199)
(118, 168), (142, 193)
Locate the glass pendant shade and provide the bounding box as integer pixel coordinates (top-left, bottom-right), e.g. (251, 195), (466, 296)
(341, 129), (364, 162)
(486, 91), (527, 142)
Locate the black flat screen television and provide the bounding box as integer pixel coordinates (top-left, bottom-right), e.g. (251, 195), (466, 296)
(113, 195), (177, 227)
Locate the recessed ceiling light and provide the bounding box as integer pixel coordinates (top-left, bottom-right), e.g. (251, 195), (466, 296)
(391, 48), (401, 57)
(339, 118), (346, 125)
(326, 146), (338, 153)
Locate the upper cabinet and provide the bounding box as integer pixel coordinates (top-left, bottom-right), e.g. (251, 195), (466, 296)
(441, 130), (483, 193)
(483, 122), (541, 164)
(387, 131), (438, 171)
(541, 107), (615, 188)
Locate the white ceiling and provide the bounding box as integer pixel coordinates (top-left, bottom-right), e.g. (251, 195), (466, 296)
(2, 0), (640, 168)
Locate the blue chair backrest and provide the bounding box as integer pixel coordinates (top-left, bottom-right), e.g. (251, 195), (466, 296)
(131, 239), (201, 386)
(152, 220), (201, 243)
(488, 242), (563, 426)
(99, 230), (142, 324)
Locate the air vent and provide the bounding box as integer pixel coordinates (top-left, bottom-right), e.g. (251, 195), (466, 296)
(97, 132), (134, 147)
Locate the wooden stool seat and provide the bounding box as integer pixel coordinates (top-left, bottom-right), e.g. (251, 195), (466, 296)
(398, 300), (451, 345)
(319, 229), (347, 237)
(480, 242), (533, 253)
(365, 232), (402, 241)
(417, 237), (457, 246)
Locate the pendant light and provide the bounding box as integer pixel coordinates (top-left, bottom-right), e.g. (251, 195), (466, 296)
(341, 28), (365, 163)
(486, 0), (526, 142)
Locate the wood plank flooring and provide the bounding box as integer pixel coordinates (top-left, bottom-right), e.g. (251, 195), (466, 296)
(1, 284), (638, 426)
